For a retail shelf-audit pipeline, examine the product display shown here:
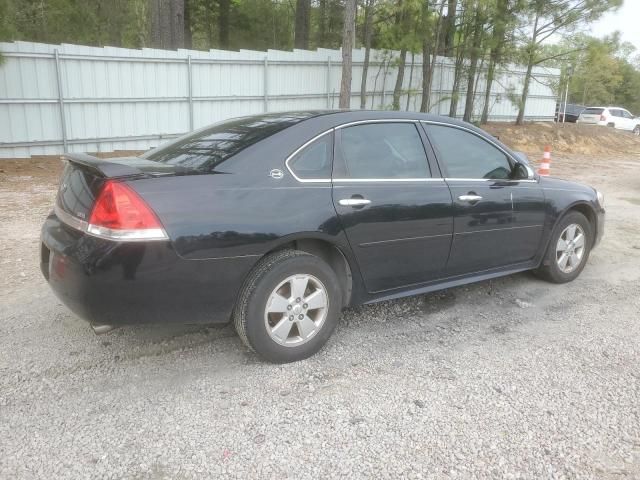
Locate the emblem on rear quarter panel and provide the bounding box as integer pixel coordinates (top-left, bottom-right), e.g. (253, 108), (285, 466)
(269, 169), (284, 180)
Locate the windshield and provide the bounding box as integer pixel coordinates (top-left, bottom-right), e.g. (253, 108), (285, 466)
(141, 112), (320, 172)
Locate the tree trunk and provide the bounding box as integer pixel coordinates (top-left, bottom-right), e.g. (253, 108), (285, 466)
(218, 0), (230, 49)
(184, 0), (192, 49)
(516, 59), (533, 125)
(420, 40), (432, 112)
(149, 0), (165, 48)
(170, 0), (185, 49)
(319, 0), (327, 46)
(480, 0), (507, 124)
(463, 10), (483, 122)
(294, 0), (311, 49)
(392, 49), (407, 110)
(150, 0), (184, 49)
(441, 0), (457, 56)
(480, 58), (497, 124)
(360, 0), (374, 109)
(339, 0), (357, 108)
(406, 52), (415, 110)
(422, 0), (446, 113)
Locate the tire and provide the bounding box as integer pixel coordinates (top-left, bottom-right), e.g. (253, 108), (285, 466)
(233, 249), (342, 363)
(607, 123), (615, 128)
(633, 126), (640, 136)
(535, 211), (593, 284)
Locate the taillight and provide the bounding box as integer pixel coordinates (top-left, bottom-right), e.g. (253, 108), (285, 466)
(600, 115), (606, 121)
(86, 181), (168, 241)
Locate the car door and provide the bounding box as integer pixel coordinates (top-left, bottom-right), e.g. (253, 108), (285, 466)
(331, 121), (454, 293)
(422, 122), (546, 277)
(621, 110), (635, 130)
(610, 109), (623, 129)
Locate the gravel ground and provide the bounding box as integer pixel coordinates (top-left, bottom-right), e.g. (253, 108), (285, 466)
(1, 153), (639, 479)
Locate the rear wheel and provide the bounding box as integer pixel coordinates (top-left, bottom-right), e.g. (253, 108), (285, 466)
(233, 250), (342, 363)
(535, 211), (592, 283)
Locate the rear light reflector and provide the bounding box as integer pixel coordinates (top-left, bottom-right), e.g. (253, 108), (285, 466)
(85, 181), (168, 241)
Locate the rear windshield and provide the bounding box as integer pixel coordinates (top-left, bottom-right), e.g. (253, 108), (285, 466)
(582, 108), (604, 115)
(142, 112), (317, 172)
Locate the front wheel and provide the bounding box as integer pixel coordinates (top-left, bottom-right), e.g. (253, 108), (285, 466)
(233, 250), (342, 363)
(633, 125), (640, 136)
(535, 211), (592, 283)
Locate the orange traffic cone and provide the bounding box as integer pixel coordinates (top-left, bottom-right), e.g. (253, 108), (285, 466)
(538, 146), (551, 176)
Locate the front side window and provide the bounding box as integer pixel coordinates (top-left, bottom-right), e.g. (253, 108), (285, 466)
(424, 124), (513, 180)
(287, 133), (333, 179)
(335, 123), (430, 179)
(622, 110), (634, 119)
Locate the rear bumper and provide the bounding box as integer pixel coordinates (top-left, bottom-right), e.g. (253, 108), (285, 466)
(41, 212), (257, 327)
(577, 120), (607, 126)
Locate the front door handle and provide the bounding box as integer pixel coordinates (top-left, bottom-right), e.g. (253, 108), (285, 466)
(339, 198), (371, 207)
(458, 194), (483, 202)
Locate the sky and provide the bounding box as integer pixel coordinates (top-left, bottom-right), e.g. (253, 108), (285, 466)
(590, 1), (640, 51)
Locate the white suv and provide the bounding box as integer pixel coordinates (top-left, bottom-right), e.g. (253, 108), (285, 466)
(577, 106), (640, 135)
(577, 107), (640, 135)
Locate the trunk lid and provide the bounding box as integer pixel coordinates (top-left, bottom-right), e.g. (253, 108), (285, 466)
(55, 153), (191, 223)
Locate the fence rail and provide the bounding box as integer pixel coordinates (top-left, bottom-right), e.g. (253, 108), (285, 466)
(0, 41), (560, 158)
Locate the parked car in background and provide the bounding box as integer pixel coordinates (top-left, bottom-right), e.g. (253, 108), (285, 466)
(577, 106), (640, 135)
(555, 103), (585, 123)
(41, 110), (606, 363)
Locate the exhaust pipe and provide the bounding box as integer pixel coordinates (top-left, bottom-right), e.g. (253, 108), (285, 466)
(91, 324), (118, 335)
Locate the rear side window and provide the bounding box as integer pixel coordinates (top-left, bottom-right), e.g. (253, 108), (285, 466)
(142, 113), (315, 173)
(287, 133), (333, 179)
(583, 108), (604, 115)
(424, 124), (512, 180)
(335, 123), (430, 179)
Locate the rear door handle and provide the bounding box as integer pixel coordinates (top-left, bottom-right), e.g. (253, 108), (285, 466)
(458, 194), (483, 202)
(338, 198), (371, 207)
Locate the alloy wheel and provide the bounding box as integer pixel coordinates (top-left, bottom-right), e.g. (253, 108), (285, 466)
(264, 274), (329, 347)
(556, 223), (586, 274)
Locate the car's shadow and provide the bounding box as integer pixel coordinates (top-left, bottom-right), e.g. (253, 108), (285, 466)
(82, 271), (565, 365)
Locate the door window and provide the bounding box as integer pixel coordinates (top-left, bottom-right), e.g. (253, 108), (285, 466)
(335, 123), (430, 179)
(287, 132), (332, 179)
(622, 110), (634, 119)
(424, 124), (513, 180)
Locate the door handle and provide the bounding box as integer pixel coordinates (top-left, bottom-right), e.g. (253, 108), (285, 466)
(339, 198), (371, 207)
(458, 194), (483, 202)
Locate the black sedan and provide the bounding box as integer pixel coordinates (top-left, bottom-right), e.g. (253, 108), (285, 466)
(41, 111), (605, 363)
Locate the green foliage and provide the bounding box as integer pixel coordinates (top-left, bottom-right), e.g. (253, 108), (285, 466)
(547, 34), (640, 114)
(0, 0), (636, 117)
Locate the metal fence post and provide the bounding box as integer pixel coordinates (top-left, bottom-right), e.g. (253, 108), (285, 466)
(438, 60), (445, 115)
(187, 55), (194, 131)
(53, 49), (68, 153)
(263, 57), (269, 112)
(326, 57), (332, 108)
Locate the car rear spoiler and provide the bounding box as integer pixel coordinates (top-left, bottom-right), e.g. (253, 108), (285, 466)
(62, 153), (145, 178)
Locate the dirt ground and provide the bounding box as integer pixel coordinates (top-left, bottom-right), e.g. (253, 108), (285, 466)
(1, 126), (639, 479)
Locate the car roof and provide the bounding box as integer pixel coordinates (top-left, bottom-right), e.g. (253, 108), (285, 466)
(586, 106), (629, 110)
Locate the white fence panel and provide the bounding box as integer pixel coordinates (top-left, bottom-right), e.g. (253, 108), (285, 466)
(0, 41), (560, 159)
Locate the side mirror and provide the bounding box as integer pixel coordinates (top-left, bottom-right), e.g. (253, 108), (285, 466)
(513, 161), (536, 180)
